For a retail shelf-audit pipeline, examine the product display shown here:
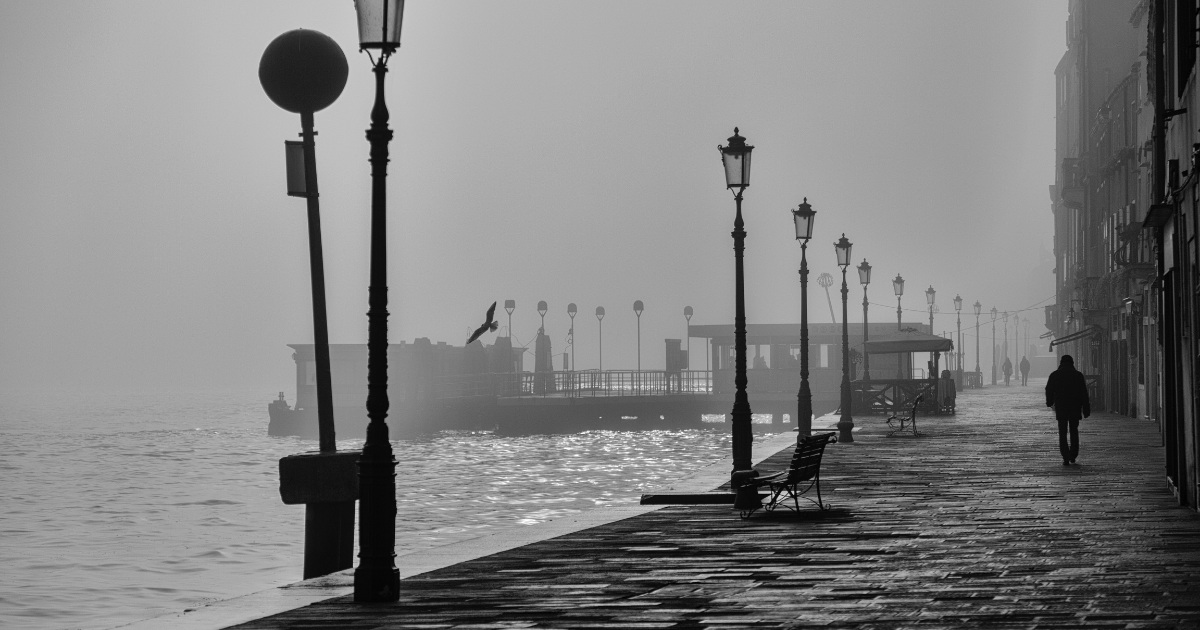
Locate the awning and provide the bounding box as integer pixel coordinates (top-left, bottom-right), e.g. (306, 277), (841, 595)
(863, 330), (954, 355)
(1048, 325), (1102, 348)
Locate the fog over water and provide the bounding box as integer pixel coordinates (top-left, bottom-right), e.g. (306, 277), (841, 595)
(0, 1), (1064, 393)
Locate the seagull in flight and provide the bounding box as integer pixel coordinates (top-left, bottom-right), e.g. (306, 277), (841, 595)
(466, 301), (499, 345)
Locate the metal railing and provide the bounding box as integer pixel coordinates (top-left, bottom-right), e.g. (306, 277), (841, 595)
(434, 370), (714, 400)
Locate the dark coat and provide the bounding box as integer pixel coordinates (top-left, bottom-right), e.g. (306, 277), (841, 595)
(1020, 357), (1030, 374)
(1045, 363), (1091, 421)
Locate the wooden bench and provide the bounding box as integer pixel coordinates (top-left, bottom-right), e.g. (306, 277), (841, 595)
(885, 394), (924, 437)
(738, 432), (837, 519)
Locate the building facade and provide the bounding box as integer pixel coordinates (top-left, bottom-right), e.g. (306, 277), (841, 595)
(1054, 0), (1200, 508)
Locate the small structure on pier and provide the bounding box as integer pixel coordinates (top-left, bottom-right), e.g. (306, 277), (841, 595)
(856, 330), (955, 416)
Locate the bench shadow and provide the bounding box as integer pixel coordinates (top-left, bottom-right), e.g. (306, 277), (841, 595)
(742, 506), (854, 523)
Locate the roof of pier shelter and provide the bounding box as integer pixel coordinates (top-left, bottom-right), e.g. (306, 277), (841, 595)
(862, 330), (953, 355)
(689, 323), (930, 345)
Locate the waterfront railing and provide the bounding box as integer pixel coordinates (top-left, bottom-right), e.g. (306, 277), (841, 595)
(434, 370), (714, 400)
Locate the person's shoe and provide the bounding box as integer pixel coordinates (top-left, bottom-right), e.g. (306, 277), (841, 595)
(1070, 459), (1077, 465)
(1063, 460), (1070, 466)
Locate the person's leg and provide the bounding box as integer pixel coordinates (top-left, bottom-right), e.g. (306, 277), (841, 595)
(1068, 418), (1080, 463)
(1057, 417), (1070, 464)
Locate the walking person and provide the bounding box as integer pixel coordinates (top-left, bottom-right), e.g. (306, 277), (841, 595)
(1002, 357), (1012, 386)
(1019, 356), (1030, 386)
(1045, 354), (1090, 466)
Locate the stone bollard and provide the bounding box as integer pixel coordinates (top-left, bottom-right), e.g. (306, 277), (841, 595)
(279, 450), (359, 579)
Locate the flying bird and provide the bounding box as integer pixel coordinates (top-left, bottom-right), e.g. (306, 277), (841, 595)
(466, 301), (499, 345)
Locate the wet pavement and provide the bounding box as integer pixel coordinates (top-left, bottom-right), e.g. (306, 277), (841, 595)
(231, 379), (1200, 629)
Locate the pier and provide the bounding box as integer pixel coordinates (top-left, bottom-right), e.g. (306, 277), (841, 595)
(269, 323), (932, 437)
(151, 380), (1200, 628)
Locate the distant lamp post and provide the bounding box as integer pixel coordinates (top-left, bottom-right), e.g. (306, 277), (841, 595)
(990, 306), (998, 385)
(504, 299), (515, 338)
(567, 303), (577, 372)
(595, 306), (605, 371)
(893, 274), (904, 331)
(925, 286), (936, 332)
(792, 198), (816, 437)
(1002, 311), (1009, 383)
(973, 301), (982, 384)
(259, 27), (353, 582)
(718, 127), (755, 482)
(835, 234), (854, 443)
(351, 0), (404, 603)
(537, 300), (548, 332)
(857, 259), (872, 381)
(684, 306), (693, 371)
(953, 294), (963, 385)
(633, 300), (644, 373)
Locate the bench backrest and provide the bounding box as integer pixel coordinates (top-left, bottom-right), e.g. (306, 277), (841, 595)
(784, 432), (837, 484)
(908, 394), (924, 419)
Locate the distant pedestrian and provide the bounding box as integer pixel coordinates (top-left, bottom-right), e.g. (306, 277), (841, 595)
(1002, 357), (1012, 386)
(1045, 354), (1090, 466)
(1020, 356), (1030, 386)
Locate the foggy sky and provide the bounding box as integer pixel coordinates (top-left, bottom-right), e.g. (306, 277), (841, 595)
(0, 1), (1065, 393)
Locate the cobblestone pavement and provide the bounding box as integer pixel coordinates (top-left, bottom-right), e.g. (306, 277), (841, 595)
(232, 380), (1200, 629)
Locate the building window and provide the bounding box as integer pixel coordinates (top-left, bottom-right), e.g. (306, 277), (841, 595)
(1179, 0), (1197, 96)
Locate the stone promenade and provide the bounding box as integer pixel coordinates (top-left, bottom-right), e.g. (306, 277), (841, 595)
(231, 381), (1200, 629)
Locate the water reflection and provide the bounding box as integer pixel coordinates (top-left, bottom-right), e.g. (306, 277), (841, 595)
(379, 428), (743, 554)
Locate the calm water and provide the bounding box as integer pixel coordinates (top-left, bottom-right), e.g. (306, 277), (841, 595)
(0, 390), (741, 630)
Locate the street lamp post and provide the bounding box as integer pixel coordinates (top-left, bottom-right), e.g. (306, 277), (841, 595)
(633, 300), (644, 372)
(1002, 311), (1009, 384)
(973, 301), (981, 386)
(633, 300), (644, 392)
(684, 306), (693, 373)
(893, 274), (904, 332)
(953, 294), (963, 387)
(792, 199), (816, 437)
(259, 27), (353, 581)
(1024, 318), (1030, 365)
(1013, 315), (1019, 376)
(537, 300), (548, 333)
(718, 128), (755, 482)
(596, 306), (605, 372)
(990, 306), (998, 385)
(835, 234), (854, 442)
(504, 300), (515, 339)
(925, 286), (936, 332)
(567, 303), (577, 373)
(858, 259), (872, 381)
(352, 0), (404, 603)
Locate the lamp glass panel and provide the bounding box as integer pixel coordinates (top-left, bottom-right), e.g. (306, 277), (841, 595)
(355, 0), (405, 49)
(793, 209), (814, 240)
(857, 261), (872, 285)
(954, 295), (963, 311)
(926, 287), (936, 305)
(974, 301), (981, 315)
(834, 239), (852, 267)
(893, 276), (904, 296)
(722, 152), (746, 188)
